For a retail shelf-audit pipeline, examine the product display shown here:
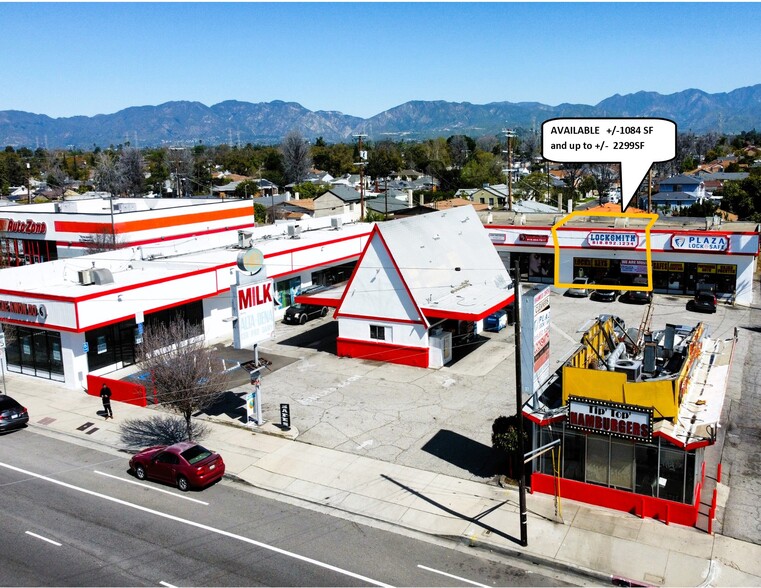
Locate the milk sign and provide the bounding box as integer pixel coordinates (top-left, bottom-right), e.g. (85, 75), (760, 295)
(671, 234), (728, 252)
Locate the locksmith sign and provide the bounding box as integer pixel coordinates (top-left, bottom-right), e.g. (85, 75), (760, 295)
(567, 396), (653, 442)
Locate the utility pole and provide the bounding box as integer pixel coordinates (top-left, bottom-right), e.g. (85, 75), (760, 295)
(26, 162), (31, 204)
(502, 128), (516, 212)
(353, 134), (367, 220)
(513, 260), (528, 547)
(648, 168), (653, 213)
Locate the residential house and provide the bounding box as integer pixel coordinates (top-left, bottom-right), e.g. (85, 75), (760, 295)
(313, 185), (373, 221)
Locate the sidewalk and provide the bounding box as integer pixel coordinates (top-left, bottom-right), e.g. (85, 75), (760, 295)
(7, 373), (761, 587)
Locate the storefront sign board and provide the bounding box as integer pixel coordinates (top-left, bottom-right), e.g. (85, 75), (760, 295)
(587, 232), (639, 248)
(518, 233), (549, 244)
(671, 234), (728, 252)
(568, 396), (653, 442)
(520, 285), (551, 399)
(232, 278), (275, 349)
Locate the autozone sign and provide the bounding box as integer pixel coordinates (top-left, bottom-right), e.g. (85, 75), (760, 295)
(0, 218), (47, 234)
(671, 234), (728, 252)
(587, 232), (639, 248)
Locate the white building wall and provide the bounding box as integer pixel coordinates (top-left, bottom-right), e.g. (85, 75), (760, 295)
(61, 331), (88, 390)
(338, 317), (428, 348)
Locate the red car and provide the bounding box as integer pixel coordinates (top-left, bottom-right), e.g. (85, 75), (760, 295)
(129, 442), (225, 491)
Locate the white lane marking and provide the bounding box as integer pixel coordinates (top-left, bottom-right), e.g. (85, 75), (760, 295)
(159, 582), (177, 588)
(94, 470), (209, 506)
(417, 564), (488, 587)
(25, 531), (62, 547)
(2, 461), (392, 588)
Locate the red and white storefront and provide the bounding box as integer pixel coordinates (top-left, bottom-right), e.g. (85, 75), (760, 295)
(0, 214), (368, 389)
(486, 220), (759, 305)
(299, 206), (515, 368)
(0, 197), (257, 266)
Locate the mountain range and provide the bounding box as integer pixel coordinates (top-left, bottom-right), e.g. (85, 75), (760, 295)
(1, 84), (760, 149)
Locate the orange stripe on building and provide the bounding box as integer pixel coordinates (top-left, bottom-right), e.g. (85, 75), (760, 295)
(54, 206), (254, 235)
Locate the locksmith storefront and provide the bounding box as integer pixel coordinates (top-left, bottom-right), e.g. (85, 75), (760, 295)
(524, 315), (736, 527)
(485, 213), (759, 304)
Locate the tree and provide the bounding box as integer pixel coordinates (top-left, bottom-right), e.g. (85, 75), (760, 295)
(94, 152), (123, 196)
(560, 163), (585, 202)
(117, 147), (146, 195)
(165, 147), (194, 197)
(281, 130), (312, 184)
(80, 225), (125, 253)
(366, 140), (403, 183)
(492, 414), (527, 478)
(137, 318), (228, 441)
(447, 135), (474, 169)
(460, 152), (503, 188)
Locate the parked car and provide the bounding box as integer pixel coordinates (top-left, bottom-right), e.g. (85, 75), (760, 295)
(0, 394), (29, 432)
(283, 303), (329, 325)
(590, 278), (620, 302)
(565, 277), (590, 297)
(619, 289), (653, 304)
(687, 292), (717, 314)
(129, 442), (225, 491)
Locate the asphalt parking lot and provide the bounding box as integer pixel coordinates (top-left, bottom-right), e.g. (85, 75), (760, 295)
(252, 282), (758, 495)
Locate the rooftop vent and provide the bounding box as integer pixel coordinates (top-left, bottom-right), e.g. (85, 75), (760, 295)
(91, 268), (114, 285)
(287, 224), (302, 239)
(237, 230), (253, 248)
(331, 217), (343, 230)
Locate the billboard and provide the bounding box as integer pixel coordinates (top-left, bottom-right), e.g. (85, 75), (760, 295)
(520, 285), (551, 399)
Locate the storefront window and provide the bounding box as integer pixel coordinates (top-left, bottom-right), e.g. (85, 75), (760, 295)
(658, 446), (686, 502)
(610, 439), (634, 490)
(635, 444), (659, 496)
(586, 436), (609, 486)
(275, 277), (301, 309)
(563, 430), (585, 481)
(3, 325), (64, 381)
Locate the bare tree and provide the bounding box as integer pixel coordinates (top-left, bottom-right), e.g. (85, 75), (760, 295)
(117, 147), (146, 196)
(593, 163), (619, 202)
(94, 152), (124, 196)
(165, 147), (194, 197)
(137, 318), (229, 441)
(80, 225), (125, 253)
(281, 130), (312, 184)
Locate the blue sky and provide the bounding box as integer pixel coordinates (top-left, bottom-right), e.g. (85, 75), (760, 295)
(2, 2), (759, 119)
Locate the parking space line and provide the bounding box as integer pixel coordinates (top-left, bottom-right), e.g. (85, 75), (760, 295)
(93, 470), (209, 505)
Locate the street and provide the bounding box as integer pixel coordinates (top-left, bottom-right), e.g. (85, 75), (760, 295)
(0, 430), (577, 587)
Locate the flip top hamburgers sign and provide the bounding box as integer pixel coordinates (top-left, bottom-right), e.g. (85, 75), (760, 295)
(568, 396), (653, 442)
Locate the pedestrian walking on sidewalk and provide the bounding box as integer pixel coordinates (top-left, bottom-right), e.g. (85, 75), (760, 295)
(100, 383), (113, 419)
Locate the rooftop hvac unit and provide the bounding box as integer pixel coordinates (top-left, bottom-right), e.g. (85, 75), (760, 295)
(237, 230), (253, 248)
(91, 268), (114, 285)
(55, 201), (78, 213)
(114, 202), (138, 213)
(331, 217), (343, 230)
(287, 224), (301, 239)
(78, 269), (94, 286)
(614, 359), (643, 382)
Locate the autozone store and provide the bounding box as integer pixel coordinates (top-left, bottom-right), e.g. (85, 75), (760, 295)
(487, 217), (759, 304)
(0, 197), (257, 266)
(0, 215), (368, 389)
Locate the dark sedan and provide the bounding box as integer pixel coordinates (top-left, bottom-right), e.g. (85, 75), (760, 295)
(283, 303), (328, 325)
(129, 442), (225, 491)
(0, 395), (29, 432)
(619, 290), (653, 304)
(590, 278), (620, 302)
(687, 292), (717, 314)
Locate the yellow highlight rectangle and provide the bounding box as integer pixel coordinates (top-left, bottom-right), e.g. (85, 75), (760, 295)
(552, 210), (659, 291)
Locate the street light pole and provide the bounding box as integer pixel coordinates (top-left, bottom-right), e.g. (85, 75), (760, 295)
(512, 260), (528, 547)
